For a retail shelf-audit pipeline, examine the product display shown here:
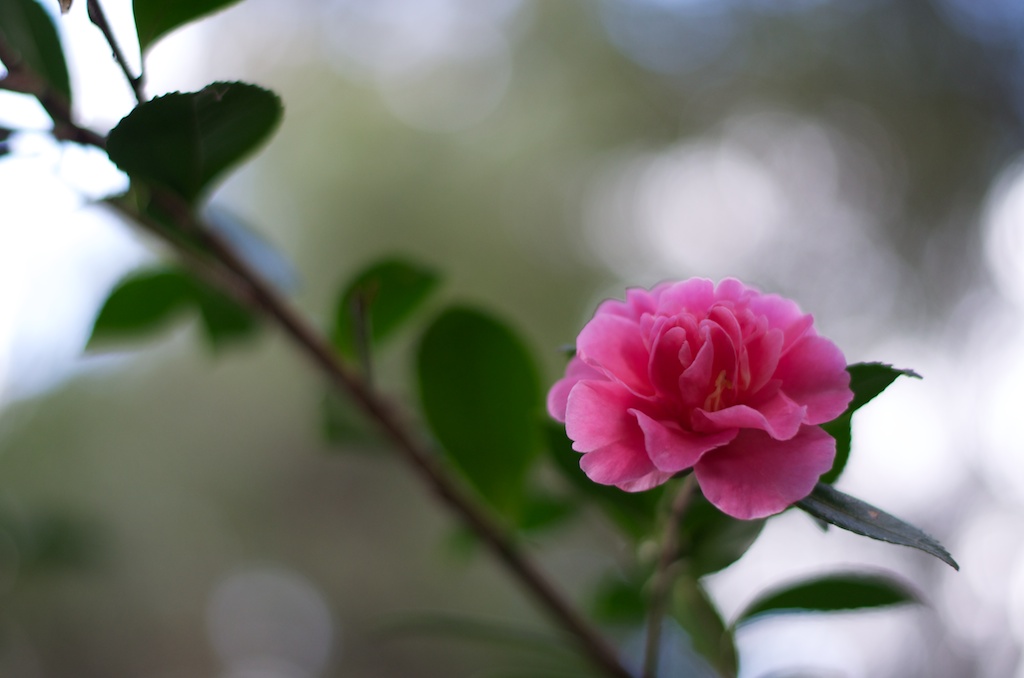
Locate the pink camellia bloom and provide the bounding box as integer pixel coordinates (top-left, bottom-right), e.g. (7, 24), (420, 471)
(547, 278), (853, 520)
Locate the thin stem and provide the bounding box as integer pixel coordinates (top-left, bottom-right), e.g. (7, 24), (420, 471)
(642, 474), (697, 678)
(86, 0), (145, 103)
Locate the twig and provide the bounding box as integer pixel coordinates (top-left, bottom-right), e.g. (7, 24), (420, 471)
(643, 474), (697, 678)
(86, 0), (145, 103)
(0, 31), (107, 148)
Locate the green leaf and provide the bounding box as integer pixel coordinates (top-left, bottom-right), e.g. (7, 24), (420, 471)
(733, 572), (918, 627)
(332, 257), (440, 361)
(416, 307), (542, 517)
(0, 0), (72, 105)
(88, 267), (258, 350)
(133, 0), (243, 54)
(107, 82), (282, 205)
(679, 492), (765, 578)
(796, 483), (958, 570)
(320, 389), (378, 448)
(544, 422), (663, 541)
(821, 362), (921, 484)
(205, 205), (299, 293)
(191, 278), (259, 349)
(517, 492), (578, 533)
(88, 269), (196, 347)
(671, 577), (738, 678)
(590, 574), (646, 625)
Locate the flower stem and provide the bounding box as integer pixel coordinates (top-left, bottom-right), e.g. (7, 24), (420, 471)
(643, 474), (697, 678)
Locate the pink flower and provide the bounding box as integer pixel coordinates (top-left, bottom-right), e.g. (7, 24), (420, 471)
(547, 278), (853, 520)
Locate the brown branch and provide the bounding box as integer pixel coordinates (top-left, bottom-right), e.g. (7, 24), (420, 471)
(0, 30), (107, 149)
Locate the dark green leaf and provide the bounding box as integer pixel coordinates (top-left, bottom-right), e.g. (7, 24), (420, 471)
(679, 492), (765, 577)
(332, 257), (440, 360)
(416, 307), (542, 517)
(590, 574), (646, 625)
(797, 483), (958, 570)
(88, 267), (258, 350)
(517, 493), (578, 533)
(191, 278), (259, 349)
(88, 269), (195, 347)
(821, 362), (921, 484)
(847, 362), (921, 412)
(819, 412), (852, 485)
(133, 0), (243, 53)
(544, 422), (663, 540)
(734, 572), (918, 627)
(320, 389), (378, 448)
(0, 0), (72, 105)
(107, 82), (282, 205)
(671, 577), (737, 678)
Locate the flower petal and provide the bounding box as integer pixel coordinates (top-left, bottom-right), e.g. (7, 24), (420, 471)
(579, 438), (659, 487)
(633, 410), (737, 473)
(775, 334), (852, 424)
(546, 357), (606, 421)
(692, 390), (807, 440)
(577, 313), (653, 396)
(564, 380), (645, 453)
(694, 426), (836, 519)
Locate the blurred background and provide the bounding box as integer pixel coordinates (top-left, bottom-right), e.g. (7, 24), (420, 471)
(2, 0), (1024, 675)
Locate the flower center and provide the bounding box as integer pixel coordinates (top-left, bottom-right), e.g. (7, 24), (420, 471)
(703, 369), (733, 412)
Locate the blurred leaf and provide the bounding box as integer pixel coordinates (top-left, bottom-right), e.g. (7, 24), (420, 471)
(332, 257), (440, 360)
(733, 572), (919, 627)
(107, 82), (282, 205)
(679, 492), (765, 578)
(133, 0), (243, 53)
(590, 574), (646, 625)
(0, 0), (72, 104)
(0, 508), (102, 575)
(517, 492), (578, 533)
(796, 483), (958, 570)
(671, 576), (737, 677)
(544, 421), (663, 541)
(416, 307), (542, 517)
(822, 362), (922, 484)
(191, 278), (259, 349)
(205, 205), (299, 293)
(88, 268), (195, 347)
(89, 267), (258, 350)
(320, 389), (378, 448)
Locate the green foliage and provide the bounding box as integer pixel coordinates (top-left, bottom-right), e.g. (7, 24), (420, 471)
(0, 507), (102, 575)
(797, 483), (958, 570)
(106, 82), (282, 205)
(671, 577), (738, 678)
(133, 0), (244, 54)
(679, 493), (765, 578)
(544, 422), (663, 541)
(590, 574), (646, 625)
(0, 0), (72, 104)
(416, 307), (542, 517)
(822, 362), (922, 484)
(733, 572), (918, 627)
(88, 267), (258, 350)
(332, 257), (440, 362)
